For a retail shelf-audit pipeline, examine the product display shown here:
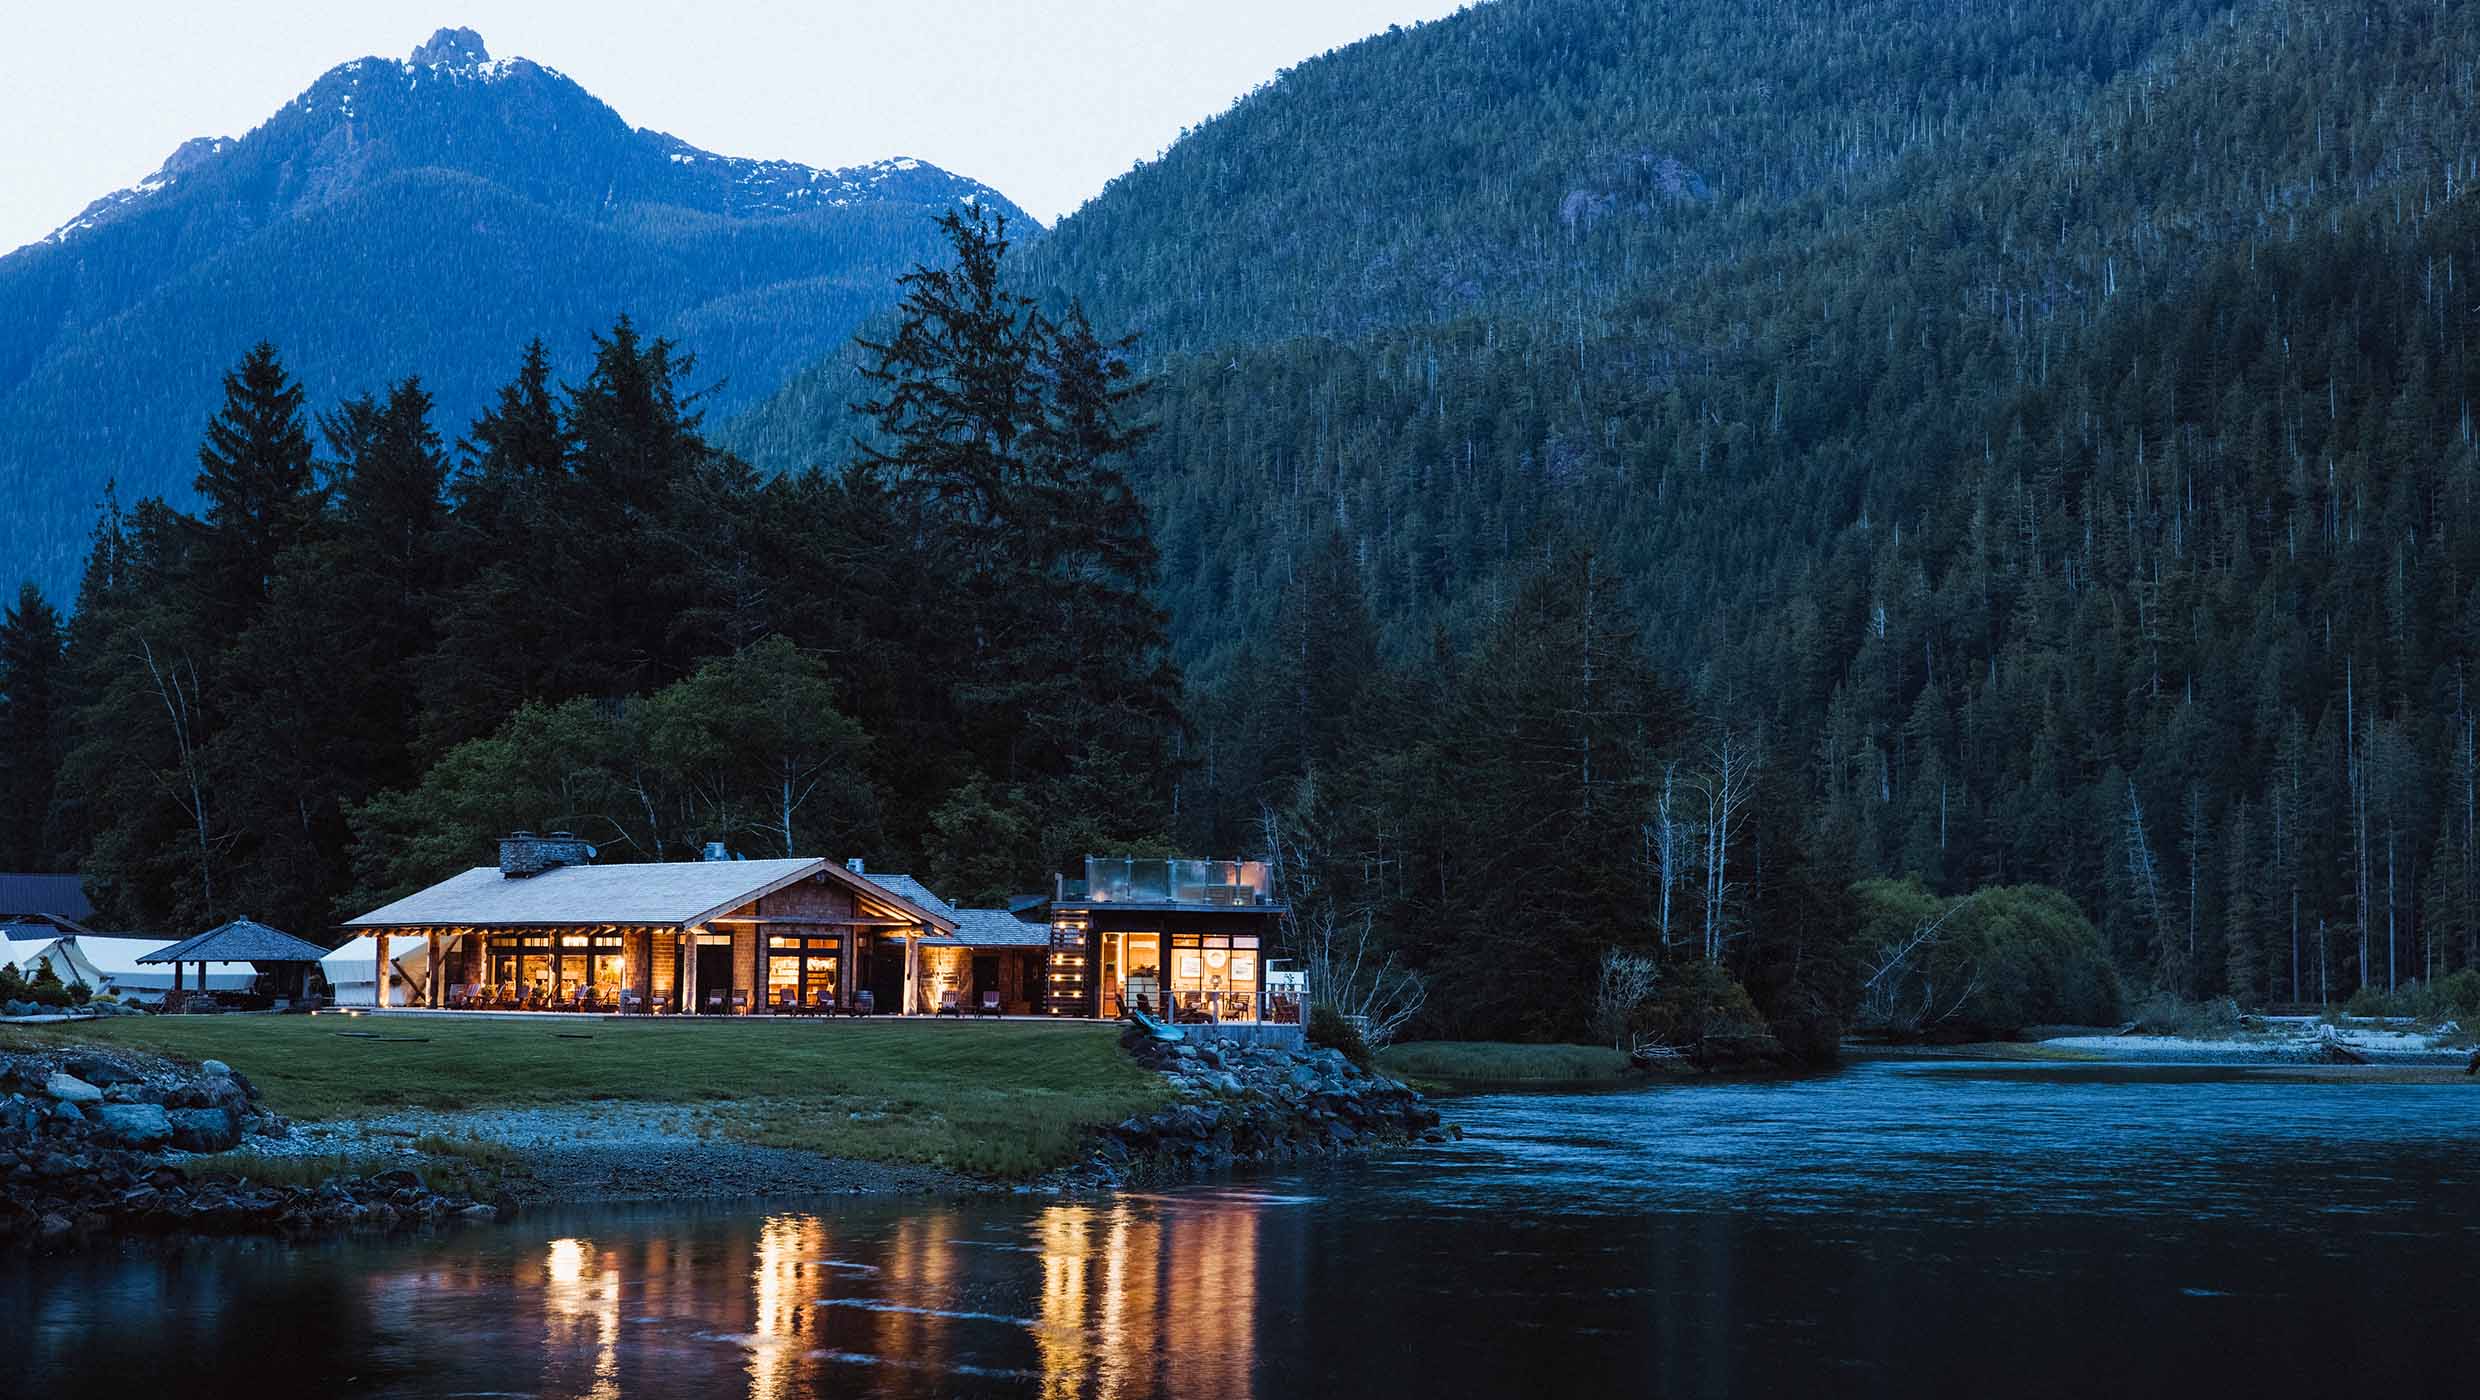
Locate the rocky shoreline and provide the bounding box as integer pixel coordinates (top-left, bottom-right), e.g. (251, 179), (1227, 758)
(4, 1032), (1447, 1251)
(1061, 1027), (1447, 1187)
(1, 1045), (500, 1252)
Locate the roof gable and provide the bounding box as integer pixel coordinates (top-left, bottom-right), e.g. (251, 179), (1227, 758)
(345, 857), (956, 931)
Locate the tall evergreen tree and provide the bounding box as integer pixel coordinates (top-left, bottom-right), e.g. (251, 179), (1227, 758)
(0, 583), (65, 870)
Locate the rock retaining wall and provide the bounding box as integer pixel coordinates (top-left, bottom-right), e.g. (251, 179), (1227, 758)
(1071, 1027), (1448, 1186)
(0, 1046), (499, 1251)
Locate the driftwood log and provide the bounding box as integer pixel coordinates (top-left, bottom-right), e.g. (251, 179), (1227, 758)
(2317, 1040), (2369, 1066)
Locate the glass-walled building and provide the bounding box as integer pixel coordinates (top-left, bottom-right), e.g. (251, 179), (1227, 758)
(1047, 855), (1289, 1024)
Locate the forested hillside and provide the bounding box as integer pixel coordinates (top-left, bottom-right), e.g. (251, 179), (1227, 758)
(0, 27), (1023, 602)
(735, 0), (2480, 1013)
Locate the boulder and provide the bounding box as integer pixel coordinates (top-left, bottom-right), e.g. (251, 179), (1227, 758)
(168, 1106), (240, 1152)
(44, 1072), (103, 1104)
(199, 1060), (231, 1079)
(63, 1056), (141, 1087)
(90, 1102), (172, 1149)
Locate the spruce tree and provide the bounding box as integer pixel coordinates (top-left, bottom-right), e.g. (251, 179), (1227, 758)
(0, 583), (65, 869)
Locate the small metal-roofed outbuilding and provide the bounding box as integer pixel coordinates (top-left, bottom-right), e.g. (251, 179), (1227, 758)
(0, 872), (95, 925)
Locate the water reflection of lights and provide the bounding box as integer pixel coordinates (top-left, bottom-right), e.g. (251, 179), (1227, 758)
(745, 1214), (817, 1400)
(1033, 1196), (1257, 1400)
(541, 1236), (622, 1400)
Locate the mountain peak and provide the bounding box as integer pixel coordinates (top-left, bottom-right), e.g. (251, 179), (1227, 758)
(410, 26), (489, 68)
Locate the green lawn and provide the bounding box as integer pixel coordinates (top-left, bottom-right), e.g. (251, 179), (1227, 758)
(1376, 1040), (1636, 1089)
(1, 1016), (1170, 1178)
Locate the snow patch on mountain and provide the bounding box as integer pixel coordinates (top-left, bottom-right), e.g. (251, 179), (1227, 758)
(43, 136), (233, 245)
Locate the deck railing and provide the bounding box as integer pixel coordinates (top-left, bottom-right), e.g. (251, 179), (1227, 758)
(1081, 857), (1273, 906)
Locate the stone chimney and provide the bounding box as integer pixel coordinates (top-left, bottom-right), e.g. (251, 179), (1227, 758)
(500, 830), (594, 878)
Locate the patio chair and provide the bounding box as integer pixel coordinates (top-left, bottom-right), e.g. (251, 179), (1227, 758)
(936, 989), (963, 1017)
(619, 989), (643, 1015)
(730, 990), (750, 1014)
(976, 989), (1003, 1018)
(703, 990), (725, 1015)
(842, 990), (875, 1018)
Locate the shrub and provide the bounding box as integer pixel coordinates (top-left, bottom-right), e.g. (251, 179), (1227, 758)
(1640, 959), (1769, 1048)
(2131, 992), (2240, 1037)
(1307, 1005), (1373, 1068)
(25, 957), (71, 1009)
(1854, 880), (2123, 1037)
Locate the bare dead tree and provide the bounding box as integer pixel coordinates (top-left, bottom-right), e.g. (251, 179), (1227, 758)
(1858, 889), (1986, 1031)
(1259, 775), (1425, 1045)
(1688, 731), (1759, 961)
(137, 635), (216, 917)
(1303, 903), (1426, 1048)
(1590, 946), (1660, 1050)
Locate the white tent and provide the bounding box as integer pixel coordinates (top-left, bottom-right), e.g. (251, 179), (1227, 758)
(319, 934), (432, 1007)
(67, 935), (256, 1002)
(4, 933), (254, 1003)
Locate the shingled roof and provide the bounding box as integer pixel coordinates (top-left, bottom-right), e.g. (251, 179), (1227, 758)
(950, 907), (1052, 947)
(344, 857), (957, 932)
(138, 918), (331, 964)
(855, 872), (959, 923)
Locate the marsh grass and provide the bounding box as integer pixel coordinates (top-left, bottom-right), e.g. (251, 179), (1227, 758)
(1377, 1041), (1634, 1088)
(8, 1016), (1171, 1178)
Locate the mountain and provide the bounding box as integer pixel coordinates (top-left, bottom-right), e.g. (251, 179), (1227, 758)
(735, 0), (2480, 992)
(0, 26), (1026, 600)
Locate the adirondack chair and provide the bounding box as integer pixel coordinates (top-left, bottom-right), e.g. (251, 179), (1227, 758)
(975, 989), (1004, 1018)
(935, 989), (964, 1017)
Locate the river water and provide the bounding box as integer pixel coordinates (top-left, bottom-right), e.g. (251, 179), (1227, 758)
(11, 1061), (2479, 1398)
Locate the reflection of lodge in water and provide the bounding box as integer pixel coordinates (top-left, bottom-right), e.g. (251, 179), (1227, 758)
(374, 1200), (1272, 1399)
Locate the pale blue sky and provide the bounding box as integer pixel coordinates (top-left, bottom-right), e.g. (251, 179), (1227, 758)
(1, 0), (1470, 252)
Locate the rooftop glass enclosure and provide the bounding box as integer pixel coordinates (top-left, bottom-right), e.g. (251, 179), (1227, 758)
(1074, 857), (1273, 907)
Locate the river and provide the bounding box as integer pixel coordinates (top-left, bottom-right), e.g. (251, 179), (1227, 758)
(10, 1060), (2478, 1397)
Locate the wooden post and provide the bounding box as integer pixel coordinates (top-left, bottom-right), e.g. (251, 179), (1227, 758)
(682, 925), (701, 1014)
(904, 935), (920, 1016)
(373, 930), (389, 1008)
(843, 925), (857, 1009)
(426, 930), (442, 1007)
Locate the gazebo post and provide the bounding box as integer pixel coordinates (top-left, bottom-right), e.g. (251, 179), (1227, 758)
(427, 929), (442, 1008)
(374, 930), (389, 1008)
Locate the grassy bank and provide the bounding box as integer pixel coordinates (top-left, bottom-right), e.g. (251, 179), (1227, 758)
(0, 1016), (1170, 1178)
(1377, 1040), (1637, 1091)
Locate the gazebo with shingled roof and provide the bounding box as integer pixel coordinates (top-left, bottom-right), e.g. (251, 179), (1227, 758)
(138, 917), (332, 1007)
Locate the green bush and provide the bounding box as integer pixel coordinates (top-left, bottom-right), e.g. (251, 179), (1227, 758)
(2131, 992), (2240, 1037)
(2340, 973), (2480, 1024)
(1854, 880), (2123, 1037)
(1641, 959), (1769, 1048)
(0, 963), (26, 1003)
(25, 958), (71, 1009)
(1307, 1006), (1373, 1068)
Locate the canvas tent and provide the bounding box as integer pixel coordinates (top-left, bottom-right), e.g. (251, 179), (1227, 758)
(320, 934), (432, 1007)
(3, 932), (255, 1003)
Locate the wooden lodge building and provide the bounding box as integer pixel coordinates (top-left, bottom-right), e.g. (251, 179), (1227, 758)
(343, 836), (1289, 1023)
